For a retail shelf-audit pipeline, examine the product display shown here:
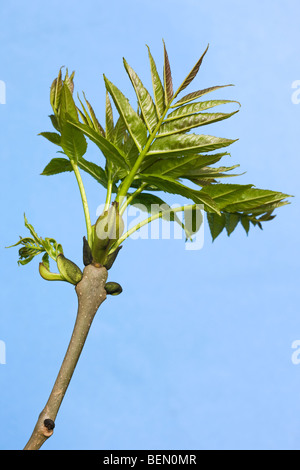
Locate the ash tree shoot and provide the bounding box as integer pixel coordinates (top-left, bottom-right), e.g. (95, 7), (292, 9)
(9, 42), (291, 450)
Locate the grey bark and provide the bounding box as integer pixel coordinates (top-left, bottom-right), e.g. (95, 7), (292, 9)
(24, 264), (108, 450)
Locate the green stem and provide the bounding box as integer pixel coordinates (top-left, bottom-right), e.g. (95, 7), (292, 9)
(115, 102), (173, 204)
(119, 182), (147, 216)
(71, 161), (93, 246)
(104, 170), (113, 212)
(112, 204), (196, 250)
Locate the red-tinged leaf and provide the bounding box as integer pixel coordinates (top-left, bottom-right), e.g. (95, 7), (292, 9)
(163, 40), (173, 105)
(147, 45), (165, 118)
(171, 85), (234, 108)
(176, 44), (209, 96)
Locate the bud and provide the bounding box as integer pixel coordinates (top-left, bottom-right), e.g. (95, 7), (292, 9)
(105, 282), (123, 296)
(83, 236), (93, 266)
(92, 202), (124, 264)
(56, 254), (83, 285)
(103, 246), (122, 270)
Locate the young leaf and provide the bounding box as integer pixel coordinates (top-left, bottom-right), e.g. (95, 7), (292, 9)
(105, 91), (114, 141)
(83, 92), (105, 136)
(123, 58), (158, 133)
(78, 158), (111, 189)
(113, 116), (127, 149)
(68, 120), (130, 170)
(141, 152), (229, 178)
(240, 215), (250, 235)
(157, 111), (239, 137)
(103, 75), (147, 151)
(147, 45), (165, 118)
(225, 213), (240, 236)
(171, 85), (234, 108)
(50, 68), (63, 114)
(207, 212), (226, 241)
(60, 121), (87, 162)
(139, 174), (221, 214)
(39, 132), (61, 146)
(163, 40), (173, 105)
(128, 192), (199, 240)
(176, 44), (209, 96)
(166, 100), (240, 121)
(58, 84), (87, 162)
(202, 184), (291, 212)
(59, 83), (78, 123)
(41, 157), (72, 176)
(147, 133), (237, 157)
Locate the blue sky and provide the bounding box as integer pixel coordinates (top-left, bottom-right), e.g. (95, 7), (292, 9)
(0, 0), (300, 450)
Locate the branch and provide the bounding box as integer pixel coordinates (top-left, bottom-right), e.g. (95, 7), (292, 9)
(23, 264), (108, 450)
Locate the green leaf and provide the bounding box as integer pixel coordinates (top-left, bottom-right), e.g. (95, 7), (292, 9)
(202, 184), (291, 212)
(42, 252), (50, 270)
(57, 84), (88, 162)
(24, 214), (42, 245)
(239, 200), (289, 215)
(7, 215), (64, 266)
(59, 83), (78, 123)
(240, 215), (250, 235)
(60, 120), (87, 162)
(123, 58), (158, 133)
(147, 133), (237, 157)
(184, 165), (242, 186)
(207, 213), (226, 241)
(158, 111), (239, 137)
(139, 174), (221, 214)
(112, 116), (127, 149)
(225, 213), (240, 236)
(163, 40), (173, 105)
(104, 75), (147, 151)
(176, 44), (209, 95)
(64, 68), (75, 94)
(147, 45), (165, 118)
(77, 94), (94, 127)
(50, 68), (63, 114)
(39, 132), (61, 146)
(141, 153), (230, 178)
(171, 85), (234, 108)
(78, 158), (111, 190)
(105, 91), (114, 141)
(68, 120), (130, 170)
(128, 192), (200, 240)
(82, 92), (105, 136)
(41, 157), (73, 176)
(41, 156), (110, 189)
(166, 100), (240, 121)
(49, 114), (60, 132)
